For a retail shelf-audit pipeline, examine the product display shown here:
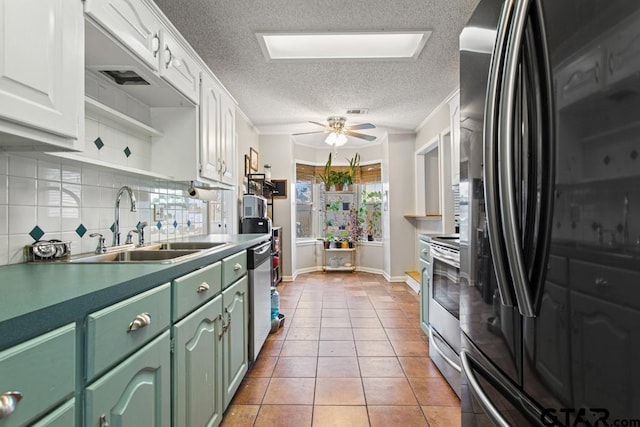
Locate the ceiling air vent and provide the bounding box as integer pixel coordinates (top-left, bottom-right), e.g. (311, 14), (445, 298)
(346, 108), (369, 115)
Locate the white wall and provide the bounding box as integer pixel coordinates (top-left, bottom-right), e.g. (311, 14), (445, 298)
(259, 134), (294, 280)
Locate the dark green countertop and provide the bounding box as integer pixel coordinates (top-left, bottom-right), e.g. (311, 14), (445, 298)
(0, 233), (270, 350)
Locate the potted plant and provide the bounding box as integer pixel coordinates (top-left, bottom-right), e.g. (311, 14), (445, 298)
(346, 153), (360, 189)
(329, 170), (350, 191)
(318, 152), (333, 190)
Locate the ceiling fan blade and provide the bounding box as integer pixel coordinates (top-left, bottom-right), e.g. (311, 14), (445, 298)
(345, 130), (377, 141)
(292, 130), (330, 136)
(346, 123), (375, 131)
(309, 121), (329, 128)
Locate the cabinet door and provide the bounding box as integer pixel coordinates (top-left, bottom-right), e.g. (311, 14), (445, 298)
(570, 291), (640, 418)
(420, 258), (430, 335)
(84, 0), (161, 70)
(160, 29), (200, 104)
(173, 296), (224, 427)
(85, 331), (171, 427)
(220, 94), (236, 184)
(31, 399), (75, 427)
(222, 276), (249, 408)
(0, 0), (82, 145)
(200, 73), (222, 182)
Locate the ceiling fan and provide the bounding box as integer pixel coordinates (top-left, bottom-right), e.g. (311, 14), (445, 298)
(293, 116), (377, 147)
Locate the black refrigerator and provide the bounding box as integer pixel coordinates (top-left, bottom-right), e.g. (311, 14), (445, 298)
(459, 0), (640, 425)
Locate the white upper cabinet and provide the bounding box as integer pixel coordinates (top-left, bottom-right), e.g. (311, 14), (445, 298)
(160, 29), (200, 104)
(84, 0), (160, 71)
(0, 0), (83, 151)
(200, 72), (236, 185)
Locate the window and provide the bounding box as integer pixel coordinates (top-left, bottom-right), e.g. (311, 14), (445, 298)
(295, 161), (383, 241)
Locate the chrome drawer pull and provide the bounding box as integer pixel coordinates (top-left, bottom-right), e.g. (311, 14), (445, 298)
(0, 391), (23, 419)
(127, 313), (151, 332)
(233, 263), (242, 271)
(197, 282), (210, 293)
(595, 277), (609, 287)
(99, 414), (109, 427)
(218, 314), (226, 340)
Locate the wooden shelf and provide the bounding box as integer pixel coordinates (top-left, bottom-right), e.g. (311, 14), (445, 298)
(85, 97), (164, 138)
(404, 214), (443, 219)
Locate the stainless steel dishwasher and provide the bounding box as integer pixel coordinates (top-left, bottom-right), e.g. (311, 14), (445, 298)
(247, 240), (272, 362)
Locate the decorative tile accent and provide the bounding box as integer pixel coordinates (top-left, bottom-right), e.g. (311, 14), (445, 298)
(124, 147), (132, 158)
(75, 224), (87, 237)
(156, 221), (162, 230)
(94, 137), (104, 150)
(173, 220), (178, 229)
(187, 220), (191, 228)
(29, 225), (45, 241)
(110, 223), (116, 233)
(137, 221), (145, 229)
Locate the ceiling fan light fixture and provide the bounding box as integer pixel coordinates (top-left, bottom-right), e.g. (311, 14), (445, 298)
(324, 132), (348, 147)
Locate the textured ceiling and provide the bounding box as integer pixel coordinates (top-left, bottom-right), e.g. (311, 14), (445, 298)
(154, 0), (480, 145)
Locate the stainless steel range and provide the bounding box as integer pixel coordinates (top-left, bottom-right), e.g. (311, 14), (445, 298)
(428, 235), (461, 397)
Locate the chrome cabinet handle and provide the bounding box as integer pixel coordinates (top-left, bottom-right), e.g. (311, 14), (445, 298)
(99, 414), (109, 427)
(127, 313), (151, 332)
(460, 351), (510, 427)
(197, 282), (210, 293)
(218, 313), (226, 340)
(233, 263), (242, 271)
(152, 33), (159, 57)
(0, 391), (23, 419)
(165, 46), (172, 68)
(595, 277), (610, 288)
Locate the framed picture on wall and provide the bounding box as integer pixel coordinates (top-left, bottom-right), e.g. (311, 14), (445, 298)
(271, 179), (287, 198)
(244, 155), (250, 176)
(249, 147), (259, 172)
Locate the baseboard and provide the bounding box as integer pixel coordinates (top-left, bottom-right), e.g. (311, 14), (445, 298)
(405, 274), (420, 294)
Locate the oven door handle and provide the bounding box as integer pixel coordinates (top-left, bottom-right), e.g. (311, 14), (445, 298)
(429, 327), (461, 373)
(430, 247), (459, 268)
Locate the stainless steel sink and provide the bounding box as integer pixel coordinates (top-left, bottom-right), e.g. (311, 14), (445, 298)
(156, 242), (229, 250)
(69, 249), (202, 264)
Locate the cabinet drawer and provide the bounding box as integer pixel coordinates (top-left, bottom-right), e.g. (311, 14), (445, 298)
(86, 283), (170, 381)
(419, 238), (430, 260)
(32, 398), (75, 427)
(0, 324), (75, 427)
(222, 251), (247, 289)
(569, 259), (640, 310)
(173, 261), (222, 321)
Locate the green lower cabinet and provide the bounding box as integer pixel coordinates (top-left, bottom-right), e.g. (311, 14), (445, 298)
(173, 295), (224, 427)
(85, 331), (171, 427)
(32, 399), (75, 427)
(222, 276), (249, 408)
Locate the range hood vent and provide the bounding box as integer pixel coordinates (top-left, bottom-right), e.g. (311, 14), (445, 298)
(99, 70), (150, 86)
(346, 108), (369, 115)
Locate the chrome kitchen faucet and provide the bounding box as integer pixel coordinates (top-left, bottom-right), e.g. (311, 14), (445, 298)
(113, 186), (137, 246)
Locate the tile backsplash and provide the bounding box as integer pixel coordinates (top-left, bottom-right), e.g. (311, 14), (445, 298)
(0, 153), (208, 266)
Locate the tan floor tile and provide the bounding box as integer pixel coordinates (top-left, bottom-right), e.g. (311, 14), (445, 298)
(262, 378), (316, 405)
(290, 317), (322, 328)
(322, 308), (350, 318)
(390, 340), (430, 357)
(347, 302), (374, 310)
(379, 317), (413, 329)
(422, 405), (462, 426)
(362, 378), (418, 405)
(266, 324), (288, 341)
(385, 328), (424, 342)
(254, 405), (313, 427)
(368, 406), (429, 427)
(312, 406), (369, 427)
(247, 356), (278, 378)
(297, 301), (323, 309)
(280, 340), (319, 357)
(409, 377), (461, 407)
(320, 327), (354, 340)
(398, 357), (443, 378)
(375, 309), (406, 318)
(350, 317), (382, 328)
(355, 340), (396, 356)
(349, 309), (377, 318)
(315, 378), (366, 405)
(259, 339), (283, 357)
(318, 340), (357, 357)
(321, 317), (352, 328)
(220, 404), (260, 427)
(352, 328), (388, 341)
(323, 300), (348, 308)
(358, 357), (405, 377)
(231, 377), (270, 404)
(286, 327), (320, 341)
(295, 308), (322, 317)
(370, 301), (399, 310)
(316, 356), (360, 377)
(272, 356), (318, 378)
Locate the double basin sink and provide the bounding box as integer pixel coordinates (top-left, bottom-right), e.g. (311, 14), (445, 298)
(69, 241), (229, 264)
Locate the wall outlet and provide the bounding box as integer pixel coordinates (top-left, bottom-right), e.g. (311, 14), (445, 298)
(153, 204), (164, 221)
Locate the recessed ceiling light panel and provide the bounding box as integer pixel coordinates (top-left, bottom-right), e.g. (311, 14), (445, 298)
(256, 31), (431, 61)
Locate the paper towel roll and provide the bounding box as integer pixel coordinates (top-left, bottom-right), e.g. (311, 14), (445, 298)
(188, 187), (217, 201)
